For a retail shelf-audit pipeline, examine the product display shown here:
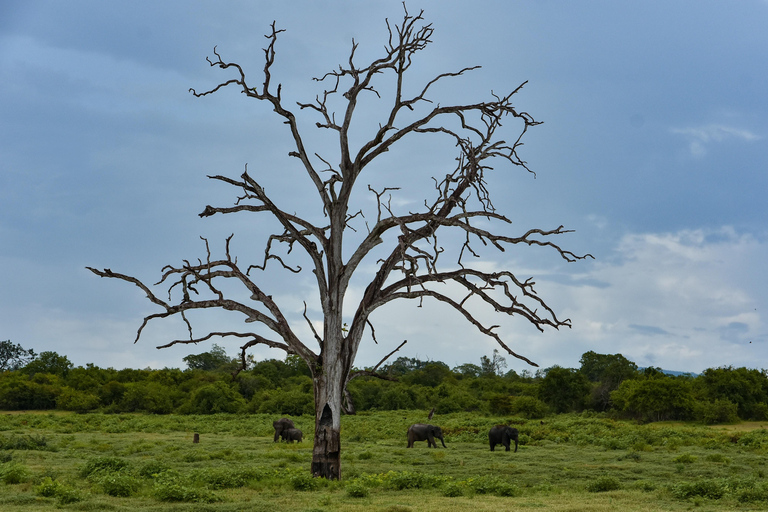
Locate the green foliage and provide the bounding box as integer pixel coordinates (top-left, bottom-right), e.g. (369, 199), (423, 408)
(381, 470), (449, 490)
(700, 366), (768, 420)
(80, 456), (130, 477)
(466, 476), (520, 496)
(694, 399), (739, 424)
(182, 344), (233, 371)
(34, 477), (83, 504)
(290, 471), (321, 491)
(671, 479), (726, 500)
(96, 472), (140, 497)
(0, 462), (30, 484)
(152, 471), (220, 503)
(178, 380), (246, 414)
(251, 388), (314, 416)
(56, 387), (101, 412)
(611, 375), (695, 422)
(22, 351), (73, 377)
(191, 466), (262, 489)
(509, 395), (548, 419)
(539, 366), (591, 413)
(118, 381), (179, 414)
(586, 475), (621, 492)
(0, 433), (52, 451)
(0, 373), (59, 410)
(0, 340), (36, 371)
(346, 480), (369, 497)
(672, 453), (697, 464)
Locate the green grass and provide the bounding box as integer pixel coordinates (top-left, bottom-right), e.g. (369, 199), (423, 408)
(0, 411), (767, 510)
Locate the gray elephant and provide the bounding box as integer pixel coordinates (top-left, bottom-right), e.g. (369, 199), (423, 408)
(280, 427), (303, 443)
(273, 417), (295, 443)
(489, 425), (519, 452)
(407, 423), (447, 448)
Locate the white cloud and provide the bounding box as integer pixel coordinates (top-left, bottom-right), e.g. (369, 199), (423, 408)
(515, 227), (768, 373)
(671, 123), (761, 158)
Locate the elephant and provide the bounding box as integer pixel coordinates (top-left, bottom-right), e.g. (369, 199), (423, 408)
(489, 425), (519, 452)
(280, 427), (303, 443)
(407, 423), (447, 448)
(273, 417), (295, 442)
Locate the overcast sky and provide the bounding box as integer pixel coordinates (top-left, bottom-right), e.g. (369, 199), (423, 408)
(1, 1), (766, 374)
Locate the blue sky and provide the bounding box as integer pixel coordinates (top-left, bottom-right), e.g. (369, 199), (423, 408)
(1, 1), (766, 373)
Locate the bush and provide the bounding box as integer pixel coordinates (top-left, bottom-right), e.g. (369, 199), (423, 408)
(0, 434), (52, 451)
(672, 479), (726, 500)
(510, 395), (549, 419)
(382, 470), (447, 490)
(443, 482), (464, 497)
(80, 456), (130, 477)
(56, 387), (101, 412)
(192, 467), (259, 489)
(153, 471), (220, 503)
(34, 477), (83, 504)
(139, 460), (172, 478)
(673, 453), (697, 464)
(468, 476), (520, 497)
(0, 462), (30, 484)
(290, 472), (320, 491)
(346, 480), (369, 498)
(586, 475), (621, 493)
(96, 472), (140, 497)
(694, 399), (739, 425)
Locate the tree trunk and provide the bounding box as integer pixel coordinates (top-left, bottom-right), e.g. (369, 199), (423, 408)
(311, 368), (344, 479)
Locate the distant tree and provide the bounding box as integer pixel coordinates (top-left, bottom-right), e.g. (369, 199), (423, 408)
(578, 351), (639, 411)
(480, 349), (508, 377)
(182, 344), (233, 371)
(453, 363), (482, 378)
(611, 376), (695, 422)
(22, 351), (73, 377)
(87, 7), (590, 478)
(699, 366), (768, 420)
(538, 366), (590, 413)
(0, 340), (36, 371)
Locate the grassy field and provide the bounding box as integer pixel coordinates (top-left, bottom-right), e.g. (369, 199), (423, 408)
(1, 411), (768, 511)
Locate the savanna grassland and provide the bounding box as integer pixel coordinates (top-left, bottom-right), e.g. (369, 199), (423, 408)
(1, 411), (768, 511)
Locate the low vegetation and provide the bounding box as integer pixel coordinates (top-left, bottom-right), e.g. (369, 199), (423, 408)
(1, 410), (768, 510)
(2, 340), (768, 426)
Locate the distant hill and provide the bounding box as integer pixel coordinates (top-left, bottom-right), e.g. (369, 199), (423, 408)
(640, 367), (699, 378)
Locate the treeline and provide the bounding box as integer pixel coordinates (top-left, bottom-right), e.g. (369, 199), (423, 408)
(1, 339), (767, 424)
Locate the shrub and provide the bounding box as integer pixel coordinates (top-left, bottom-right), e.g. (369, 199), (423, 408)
(192, 467), (259, 489)
(586, 475), (621, 493)
(346, 480), (369, 498)
(0, 462), (30, 484)
(139, 460), (172, 478)
(0, 434), (52, 451)
(290, 472), (320, 491)
(443, 482), (464, 497)
(153, 471), (220, 503)
(468, 476), (520, 497)
(56, 387), (101, 412)
(673, 453), (697, 464)
(510, 395), (548, 419)
(694, 399), (739, 425)
(96, 472), (140, 497)
(382, 470), (447, 490)
(177, 381), (246, 414)
(80, 456), (130, 477)
(35, 477), (83, 504)
(672, 479), (726, 500)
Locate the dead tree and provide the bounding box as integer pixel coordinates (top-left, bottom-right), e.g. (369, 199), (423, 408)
(88, 7), (591, 480)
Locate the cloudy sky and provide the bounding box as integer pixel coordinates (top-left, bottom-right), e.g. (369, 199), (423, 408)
(1, 1), (766, 374)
